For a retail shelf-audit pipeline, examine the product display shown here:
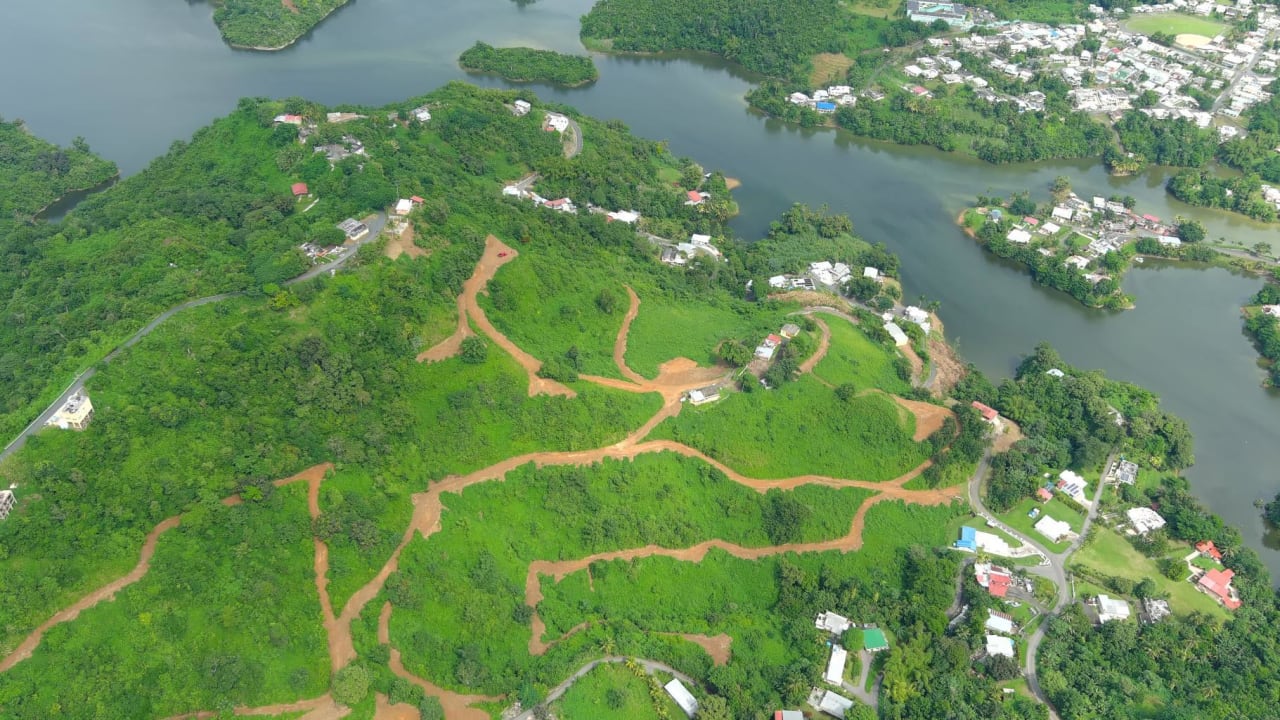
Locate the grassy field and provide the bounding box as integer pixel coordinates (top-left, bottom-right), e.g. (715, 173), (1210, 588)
(626, 294), (792, 378)
(649, 375), (927, 481)
(845, 0), (903, 18)
(810, 52), (855, 86)
(997, 497), (1085, 554)
(1073, 527), (1229, 619)
(1125, 13), (1227, 37)
(552, 663), (679, 719)
(812, 315), (911, 396)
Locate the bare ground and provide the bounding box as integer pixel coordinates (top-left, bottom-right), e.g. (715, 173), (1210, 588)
(664, 633), (732, 666)
(385, 223), (426, 260)
(926, 313), (966, 397)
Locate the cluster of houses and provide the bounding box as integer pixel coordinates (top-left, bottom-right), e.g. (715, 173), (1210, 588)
(786, 85), (859, 114)
(768, 263), (881, 294)
(803, 611), (888, 718)
(1188, 540), (1242, 609)
(337, 218), (370, 242)
(502, 183), (578, 215)
(754, 323), (802, 363)
(661, 234), (724, 266)
(298, 241), (343, 262)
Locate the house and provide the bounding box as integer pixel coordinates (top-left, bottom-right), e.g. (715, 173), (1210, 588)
(502, 185), (523, 197)
(685, 190), (707, 206)
(394, 198), (414, 216)
(291, 182), (310, 197)
(1195, 540), (1224, 561)
(779, 323), (802, 339)
(1023, 216), (1039, 227)
(815, 690), (854, 719)
(512, 99), (532, 116)
(337, 218), (370, 242)
(863, 627), (890, 652)
(769, 275), (789, 289)
(907, 0), (972, 28)
(1056, 470), (1089, 505)
(863, 266), (880, 279)
(1036, 487), (1054, 502)
(971, 401), (999, 424)
(1197, 568), (1241, 609)
(815, 101), (837, 114)
(755, 334), (784, 360)
(1141, 598), (1171, 623)
(273, 114), (303, 125)
(664, 678), (699, 718)
(955, 526), (1013, 555)
(1035, 515), (1073, 543)
(955, 525), (978, 551)
(412, 106), (432, 123)
(1096, 594), (1131, 623)
(985, 609), (1015, 635)
(1007, 228), (1032, 244)
(544, 112), (570, 133)
(1126, 507), (1166, 535)
(1106, 459), (1137, 486)
(326, 112), (365, 124)
(825, 645), (848, 685)
(46, 392), (94, 431)
(606, 210), (640, 224)
(1041, 221), (1061, 235)
(986, 634), (1015, 658)
(815, 611), (852, 635)
(686, 386), (722, 406)
(1065, 255), (1090, 270)
(0, 490), (14, 520)
(775, 712), (804, 720)
(544, 198), (576, 213)
(1262, 305), (1280, 318)
(660, 246), (685, 266)
(884, 322), (910, 347)
(974, 562), (1013, 598)
(1051, 206), (1074, 222)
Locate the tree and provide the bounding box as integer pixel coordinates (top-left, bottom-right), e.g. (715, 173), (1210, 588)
(763, 491), (810, 544)
(418, 697), (445, 720)
(1050, 175), (1072, 199)
(1177, 219), (1206, 243)
(1265, 491), (1280, 525)
(596, 287), (620, 314)
(332, 664), (370, 707)
(460, 336), (489, 364)
(698, 695), (733, 720)
(1008, 193), (1036, 216)
(1252, 242), (1271, 258)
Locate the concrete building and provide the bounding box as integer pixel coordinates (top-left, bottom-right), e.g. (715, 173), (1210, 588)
(0, 490), (14, 520)
(664, 678), (698, 718)
(1096, 594), (1131, 623)
(1126, 507), (1166, 535)
(815, 611), (852, 635)
(46, 392), (94, 431)
(825, 645), (848, 685)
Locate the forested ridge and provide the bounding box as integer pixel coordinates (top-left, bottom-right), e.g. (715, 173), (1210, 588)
(211, 0), (350, 49)
(459, 42), (599, 86)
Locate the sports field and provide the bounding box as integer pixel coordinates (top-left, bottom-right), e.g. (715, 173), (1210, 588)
(1125, 13), (1225, 38)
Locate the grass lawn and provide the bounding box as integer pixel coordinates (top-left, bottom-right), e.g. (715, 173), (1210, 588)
(553, 663), (679, 720)
(810, 52), (855, 86)
(812, 314), (911, 396)
(650, 374), (928, 481)
(845, 0), (902, 18)
(626, 294), (791, 379)
(1125, 13), (1226, 37)
(997, 497), (1085, 553)
(1072, 527), (1229, 619)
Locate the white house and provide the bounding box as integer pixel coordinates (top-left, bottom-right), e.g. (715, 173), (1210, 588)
(607, 210), (640, 224)
(664, 679), (698, 718)
(986, 635), (1015, 658)
(863, 266), (880, 279)
(1096, 594), (1132, 623)
(825, 645), (848, 685)
(1041, 221), (1061, 235)
(1057, 470), (1090, 506)
(815, 611), (852, 634)
(393, 198), (414, 216)
(884, 322), (910, 346)
(46, 392), (94, 431)
(1035, 515), (1073, 543)
(412, 106), (432, 123)
(985, 610), (1015, 635)
(1126, 507), (1166, 535)
(1051, 206), (1074, 222)
(1007, 228), (1033, 244)
(1065, 255), (1090, 270)
(816, 690), (854, 719)
(544, 112), (570, 133)
(512, 99), (532, 116)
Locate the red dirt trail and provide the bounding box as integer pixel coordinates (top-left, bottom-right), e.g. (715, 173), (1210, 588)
(380, 602), (498, 720)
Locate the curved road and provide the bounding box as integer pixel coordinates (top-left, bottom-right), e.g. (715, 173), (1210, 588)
(565, 117), (584, 158)
(0, 212), (387, 465)
(512, 656), (693, 720)
(966, 450), (1109, 720)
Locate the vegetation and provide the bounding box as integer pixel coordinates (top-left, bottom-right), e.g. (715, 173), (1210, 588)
(1167, 168), (1278, 222)
(0, 119), (116, 222)
(650, 375), (928, 481)
(459, 42), (599, 86)
(1114, 111), (1216, 168)
(1243, 284), (1280, 386)
(551, 662), (677, 719)
(580, 0), (939, 82)
(211, 0), (351, 49)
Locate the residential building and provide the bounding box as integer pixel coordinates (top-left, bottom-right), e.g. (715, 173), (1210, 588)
(1056, 470), (1090, 505)
(512, 99), (532, 116)
(775, 712), (804, 720)
(825, 645), (848, 685)
(815, 611), (852, 635)
(394, 198), (414, 216)
(273, 114), (303, 125)
(544, 112), (570, 133)
(1195, 540), (1224, 561)
(1035, 515), (1073, 543)
(863, 266), (880, 279)
(816, 690), (855, 719)
(46, 392), (94, 431)
(685, 190), (708, 206)
(337, 218), (370, 242)
(326, 112), (365, 124)
(664, 679), (699, 718)
(1108, 459), (1138, 485)
(0, 490), (14, 520)
(606, 210), (640, 224)
(686, 386), (721, 406)
(412, 106), (432, 122)
(1197, 568), (1242, 609)
(985, 609), (1015, 634)
(1096, 594), (1131, 623)
(779, 323), (802, 339)
(1141, 598), (1171, 623)
(291, 182), (309, 197)
(971, 401), (1000, 424)
(907, 0), (972, 28)
(1126, 507), (1166, 535)
(1036, 487), (1053, 502)
(955, 526), (1013, 556)
(986, 634), (1015, 658)
(974, 562), (1013, 598)
(755, 333), (782, 359)
(884, 322), (910, 347)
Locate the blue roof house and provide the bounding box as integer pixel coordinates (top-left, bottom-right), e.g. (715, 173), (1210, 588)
(814, 101), (837, 113)
(955, 526), (978, 551)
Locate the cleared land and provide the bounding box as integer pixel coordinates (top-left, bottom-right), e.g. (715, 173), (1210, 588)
(1125, 13), (1226, 37)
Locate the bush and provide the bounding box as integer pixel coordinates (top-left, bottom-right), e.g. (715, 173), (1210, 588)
(461, 336), (489, 364)
(332, 664), (370, 707)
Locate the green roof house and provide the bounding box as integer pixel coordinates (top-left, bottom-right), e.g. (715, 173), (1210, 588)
(863, 627), (889, 653)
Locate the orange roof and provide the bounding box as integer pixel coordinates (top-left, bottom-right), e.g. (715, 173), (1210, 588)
(1195, 540), (1223, 561)
(1198, 568), (1241, 609)
(687, 190), (703, 202)
(971, 401), (999, 421)
(291, 182), (308, 196)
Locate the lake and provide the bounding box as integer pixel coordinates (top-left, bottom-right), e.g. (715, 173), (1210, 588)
(2, 0), (1278, 577)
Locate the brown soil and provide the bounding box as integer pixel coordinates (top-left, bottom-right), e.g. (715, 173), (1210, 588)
(798, 317), (831, 377)
(992, 417), (1024, 454)
(380, 603), (499, 720)
(385, 223), (426, 260)
(926, 333), (965, 398)
(663, 633), (732, 666)
(613, 286), (649, 384)
(162, 696), (344, 720)
(374, 694), (420, 720)
(891, 396), (951, 442)
(900, 343), (925, 386)
(416, 236), (574, 398)
(724, 177), (742, 190)
(282, 0), (300, 13)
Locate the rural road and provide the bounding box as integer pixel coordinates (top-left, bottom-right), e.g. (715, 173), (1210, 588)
(511, 657), (693, 720)
(565, 117), (584, 158)
(0, 211), (386, 464)
(967, 447), (1111, 720)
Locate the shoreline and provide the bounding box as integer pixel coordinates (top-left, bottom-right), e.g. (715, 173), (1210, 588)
(458, 66), (598, 88)
(222, 0), (352, 52)
(33, 172), (120, 220)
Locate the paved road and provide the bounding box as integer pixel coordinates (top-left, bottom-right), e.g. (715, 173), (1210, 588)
(966, 448), (1110, 720)
(565, 117), (584, 158)
(0, 211), (386, 464)
(511, 656), (694, 720)
(844, 649), (880, 709)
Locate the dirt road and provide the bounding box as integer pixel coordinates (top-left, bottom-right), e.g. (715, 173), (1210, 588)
(380, 603), (499, 720)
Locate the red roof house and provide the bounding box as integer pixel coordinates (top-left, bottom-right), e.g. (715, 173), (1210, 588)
(1195, 540), (1223, 561)
(686, 190), (705, 204)
(410, 195), (425, 204)
(1142, 213), (1161, 223)
(971, 401), (999, 422)
(1024, 216), (1040, 226)
(975, 563), (1013, 598)
(1036, 487), (1053, 502)
(291, 182), (309, 197)
(1198, 568), (1241, 610)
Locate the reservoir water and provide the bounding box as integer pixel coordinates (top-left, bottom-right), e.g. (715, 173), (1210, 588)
(3, 0), (1279, 576)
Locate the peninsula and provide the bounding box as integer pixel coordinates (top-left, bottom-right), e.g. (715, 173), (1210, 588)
(459, 42), (599, 86)
(210, 0), (351, 50)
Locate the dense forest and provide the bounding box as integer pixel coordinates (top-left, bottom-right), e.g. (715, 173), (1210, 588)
(580, 0), (938, 82)
(1114, 111), (1217, 168)
(1167, 168), (1278, 222)
(211, 0), (351, 49)
(0, 119), (117, 223)
(459, 42), (599, 86)
(1244, 284), (1280, 387)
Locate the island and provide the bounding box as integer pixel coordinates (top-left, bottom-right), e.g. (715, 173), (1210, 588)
(210, 0), (351, 50)
(459, 41), (599, 86)
(1, 83), (1278, 720)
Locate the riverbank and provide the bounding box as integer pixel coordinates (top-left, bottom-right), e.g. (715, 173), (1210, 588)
(458, 42), (599, 87)
(215, 0), (352, 52)
(32, 173), (119, 221)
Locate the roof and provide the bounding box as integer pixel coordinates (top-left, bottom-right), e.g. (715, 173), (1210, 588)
(815, 611), (851, 634)
(1024, 216), (1040, 225)
(1097, 594), (1131, 621)
(687, 190), (703, 202)
(664, 678), (699, 718)
(987, 571), (1011, 598)
(767, 334), (783, 344)
(775, 712), (803, 720)
(986, 635), (1015, 658)
(1198, 568), (1241, 609)
(817, 690), (854, 718)
(1196, 540), (1223, 561)
(985, 610), (1015, 634)
(815, 101), (837, 110)
(825, 645), (848, 684)
(862, 627), (889, 651)
(1035, 515), (1072, 542)
(291, 182), (309, 196)
(971, 401), (999, 421)
(956, 525), (977, 550)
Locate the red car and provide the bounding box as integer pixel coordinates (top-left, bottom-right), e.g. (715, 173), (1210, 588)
(497, 252), (508, 257)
